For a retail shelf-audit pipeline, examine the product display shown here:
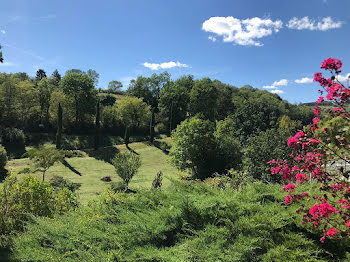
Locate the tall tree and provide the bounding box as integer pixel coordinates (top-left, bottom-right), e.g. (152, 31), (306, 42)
(189, 78), (218, 121)
(87, 69), (99, 87)
(117, 96), (150, 146)
(108, 80), (123, 93)
(94, 100), (100, 151)
(36, 69), (47, 81)
(56, 103), (63, 149)
(60, 73), (97, 126)
(52, 69), (61, 83)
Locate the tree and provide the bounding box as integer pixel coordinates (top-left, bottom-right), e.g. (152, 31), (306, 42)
(60, 73), (97, 126)
(111, 152), (141, 191)
(108, 80), (123, 93)
(94, 100), (100, 151)
(27, 146), (66, 182)
(52, 69), (61, 83)
(38, 78), (54, 127)
(36, 69), (47, 81)
(170, 117), (217, 179)
(56, 103), (63, 149)
(189, 78), (218, 121)
(117, 96), (150, 145)
(0, 44), (3, 63)
(159, 82), (190, 135)
(87, 69), (99, 87)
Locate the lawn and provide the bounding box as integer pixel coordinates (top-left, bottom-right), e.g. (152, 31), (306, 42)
(7, 140), (183, 203)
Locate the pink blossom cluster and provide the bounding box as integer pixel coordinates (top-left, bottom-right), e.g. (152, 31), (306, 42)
(268, 58), (350, 243)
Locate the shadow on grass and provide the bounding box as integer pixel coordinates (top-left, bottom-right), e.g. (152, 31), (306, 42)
(83, 146), (120, 164)
(152, 140), (170, 155)
(62, 159), (82, 176)
(126, 145), (139, 155)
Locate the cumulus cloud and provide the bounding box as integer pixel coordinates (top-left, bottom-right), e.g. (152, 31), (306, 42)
(271, 89), (284, 94)
(0, 30), (5, 34)
(208, 36), (217, 42)
(287, 17), (343, 31)
(336, 73), (350, 82)
(202, 16), (283, 46)
(272, 79), (288, 86)
(143, 61), (189, 70)
(295, 77), (313, 84)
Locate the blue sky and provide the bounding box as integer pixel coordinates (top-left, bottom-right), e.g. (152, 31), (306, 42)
(0, 0), (349, 103)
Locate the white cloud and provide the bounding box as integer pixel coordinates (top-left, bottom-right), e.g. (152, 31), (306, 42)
(202, 16), (283, 46)
(271, 89), (284, 94)
(0, 30), (6, 34)
(143, 61), (189, 70)
(208, 36), (217, 42)
(272, 79), (288, 86)
(295, 77), (313, 84)
(263, 85), (277, 89)
(287, 17), (343, 31)
(336, 73), (350, 82)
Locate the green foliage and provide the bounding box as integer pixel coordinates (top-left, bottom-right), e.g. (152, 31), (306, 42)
(0, 127), (25, 151)
(49, 175), (81, 193)
(112, 152), (141, 190)
(170, 117), (216, 179)
(0, 175), (76, 236)
(27, 146), (66, 181)
(108, 80), (123, 93)
(0, 144), (7, 175)
(170, 117), (242, 179)
(94, 100), (101, 150)
(9, 181), (349, 261)
(189, 78), (218, 120)
(60, 73), (97, 127)
(56, 102), (63, 149)
(151, 171), (163, 189)
(244, 128), (293, 182)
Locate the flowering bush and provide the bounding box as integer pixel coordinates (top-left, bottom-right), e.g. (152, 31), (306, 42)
(268, 58), (350, 242)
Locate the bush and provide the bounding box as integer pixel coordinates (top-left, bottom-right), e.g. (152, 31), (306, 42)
(110, 181), (126, 193)
(151, 171), (163, 189)
(0, 175), (77, 236)
(10, 182), (348, 261)
(111, 152), (141, 191)
(49, 175), (81, 193)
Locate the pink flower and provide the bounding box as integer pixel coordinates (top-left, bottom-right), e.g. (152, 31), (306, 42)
(313, 117), (320, 125)
(321, 58), (342, 71)
(296, 173), (308, 184)
(326, 228), (338, 237)
(346, 220), (350, 227)
(314, 72), (323, 82)
(282, 183), (296, 193)
(320, 236), (325, 243)
(316, 96), (324, 104)
(284, 195), (293, 205)
(287, 136), (298, 148)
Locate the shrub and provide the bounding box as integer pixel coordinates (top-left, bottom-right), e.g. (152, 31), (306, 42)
(111, 152), (141, 191)
(49, 175), (81, 193)
(0, 175), (76, 236)
(151, 171), (163, 189)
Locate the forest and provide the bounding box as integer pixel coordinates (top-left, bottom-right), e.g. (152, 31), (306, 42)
(0, 42), (350, 261)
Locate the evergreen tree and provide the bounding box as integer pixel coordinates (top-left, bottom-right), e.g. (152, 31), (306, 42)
(94, 100), (100, 151)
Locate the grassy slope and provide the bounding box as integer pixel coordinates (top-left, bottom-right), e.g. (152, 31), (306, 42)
(7, 141), (183, 203)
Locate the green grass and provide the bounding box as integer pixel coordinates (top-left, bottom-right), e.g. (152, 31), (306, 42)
(7, 140), (183, 203)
